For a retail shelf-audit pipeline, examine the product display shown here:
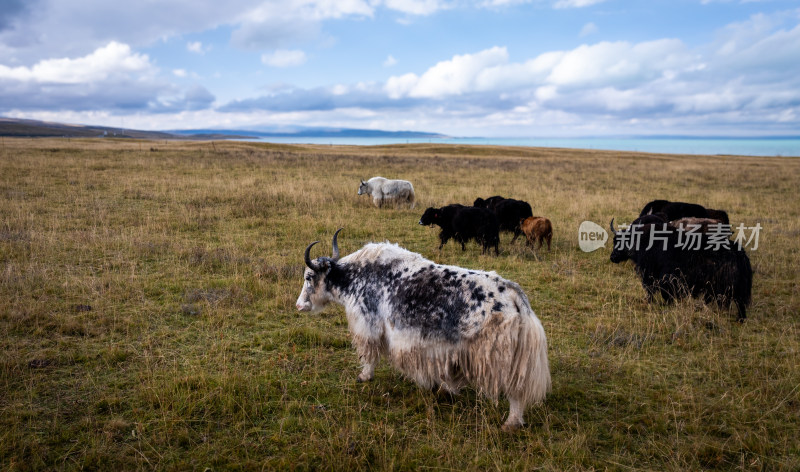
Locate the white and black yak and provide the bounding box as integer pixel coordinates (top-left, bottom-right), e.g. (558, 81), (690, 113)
(296, 229), (551, 430)
(358, 177), (416, 209)
(609, 215), (752, 321)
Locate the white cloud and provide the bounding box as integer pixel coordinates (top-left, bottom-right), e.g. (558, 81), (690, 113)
(0, 40), (218, 114)
(261, 49), (307, 67)
(0, 1), (381, 60)
(385, 40), (694, 100)
(478, 0), (537, 7)
(0, 41), (154, 84)
(1, 2), (799, 138)
(385, 73), (420, 99)
(545, 39), (692, 87)
(386, 46), (510, 98)
(579, 22), (598, 37)
(187, 41), (206, 54)
(0, 1), (256, 63)
(384, 0), (447, 15)
(554, 0), (607, 8)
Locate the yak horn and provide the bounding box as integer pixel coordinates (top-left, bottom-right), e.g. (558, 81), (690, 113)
(304, 241), (322, 271)
(331, 228), (343, 261)
(609, 218), (617, 235)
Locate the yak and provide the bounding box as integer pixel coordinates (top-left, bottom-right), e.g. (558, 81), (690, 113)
(296, 229), (551, 430)
(419, 205), (500, 255)
(670, 217), (730, 235)
(609, 215), (752, 321)
(640, 199), (730, 225)
(358, 177), (416, 209)
(474, 196), (533, 243)
(520, 216), (553, 251)
(473, 195), (506, 209)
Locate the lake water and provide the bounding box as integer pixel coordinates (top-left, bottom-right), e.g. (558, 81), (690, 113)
(242, 136), (800, 157)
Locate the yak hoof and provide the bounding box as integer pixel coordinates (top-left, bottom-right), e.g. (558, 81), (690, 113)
(356, 375), (373, 383)
(501, 422), (523, 433)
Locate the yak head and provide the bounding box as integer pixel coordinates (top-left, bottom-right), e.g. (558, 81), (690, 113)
(357, 180), (368, 196)
(418, 207), (441, 226)
(608, 218), (630, 263)
(296, 228), (342, 313)
(609, 214), (669, 264)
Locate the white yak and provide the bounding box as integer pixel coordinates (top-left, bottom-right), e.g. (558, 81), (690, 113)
(358, 177), (416, 209)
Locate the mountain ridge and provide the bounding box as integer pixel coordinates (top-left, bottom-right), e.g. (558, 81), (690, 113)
(0, 117), (446, 140)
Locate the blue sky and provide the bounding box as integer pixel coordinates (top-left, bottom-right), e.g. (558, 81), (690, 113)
(1, 0), (799, 137)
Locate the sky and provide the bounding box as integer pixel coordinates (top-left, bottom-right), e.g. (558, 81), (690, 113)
(1, 0), (799, 137)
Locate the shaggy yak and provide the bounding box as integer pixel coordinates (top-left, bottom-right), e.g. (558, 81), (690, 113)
(670, 217), (730, 235)
(639, 199), (730, 225)
(418, 205), (500, 255)
(520, 216), (553, 251)
(609, 215), (752, 321)
(296, 229), (551, 430)
(474, 196), (533, 243)
(358, 177), (416, 209)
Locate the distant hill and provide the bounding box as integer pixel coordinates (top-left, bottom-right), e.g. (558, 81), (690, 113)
(0, 117), (184, 139)
(0, 117), (258, 140)
(0, 117), (446, 140)
(169, 127), (447, 139)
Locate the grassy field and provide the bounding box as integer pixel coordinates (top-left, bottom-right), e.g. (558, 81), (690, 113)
(1, 138), (798, 471)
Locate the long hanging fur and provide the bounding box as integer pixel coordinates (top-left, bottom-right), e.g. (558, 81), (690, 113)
(298, 240), (551, 428)
(382, 282), (550, 406)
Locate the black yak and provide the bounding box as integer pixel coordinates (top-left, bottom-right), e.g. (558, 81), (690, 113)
(474, 196), (533, 243)
(639, 199), (730, 225)
(419, 205), (500, 255)
(473, 195), (506, 209)
(609, 214), (752, 321)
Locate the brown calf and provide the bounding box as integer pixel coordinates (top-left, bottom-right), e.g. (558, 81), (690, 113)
(520, 216), (553, 251)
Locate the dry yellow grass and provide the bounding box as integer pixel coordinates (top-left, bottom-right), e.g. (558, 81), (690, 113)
(1, 137), (798, 470)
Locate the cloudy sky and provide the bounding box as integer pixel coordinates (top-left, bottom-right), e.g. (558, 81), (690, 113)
(1, 0), (799, 137)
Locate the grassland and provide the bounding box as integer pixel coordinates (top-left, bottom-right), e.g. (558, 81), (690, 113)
(1, 138), (798, 471)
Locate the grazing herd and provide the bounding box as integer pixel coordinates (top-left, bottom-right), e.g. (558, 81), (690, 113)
(418, 195), (547, 255)
(296, 177), (756, 430)
(612, 200), (753, 321)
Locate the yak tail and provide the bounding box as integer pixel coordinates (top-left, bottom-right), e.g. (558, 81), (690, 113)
(507, 284), (551, 405)
(407, 187), (416, 209)
(461, 282), (551, 406)
(734, 250), (753, 321)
